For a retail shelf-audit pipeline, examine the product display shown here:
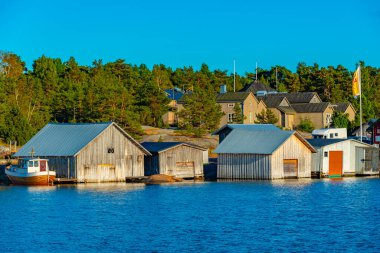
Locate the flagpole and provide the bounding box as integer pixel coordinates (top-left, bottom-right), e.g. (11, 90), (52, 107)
(359, 64), (363, 142)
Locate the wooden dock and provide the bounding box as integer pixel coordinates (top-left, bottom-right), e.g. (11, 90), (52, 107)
(125, 176), (148, 183)
(54, 178), (78, 184)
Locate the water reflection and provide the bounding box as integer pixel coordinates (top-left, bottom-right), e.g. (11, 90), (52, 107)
(70, 182), (146, 193)
(271, 178), (314, 188)
(27, 186), (57, 193)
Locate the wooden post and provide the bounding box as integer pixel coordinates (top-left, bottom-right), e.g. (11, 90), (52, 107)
(67, 157), (70, 178)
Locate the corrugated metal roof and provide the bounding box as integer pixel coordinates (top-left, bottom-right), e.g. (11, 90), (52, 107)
(291, 102), (331, 113)
(266, 92), (321, 104)
(141, 142), (206, 153)
(240, 81), (275, 93)
(13, 122), (154, 157)
(332, 102), (355, 113)
(260, 96), (286, 108)
(213, 129), (294, 154)
(306, 138), (347, 148)
(216, 92), (251, 102)
(277, 106), (296, 114)
(14, 122), (112, 157)
(307, 138), (375, 148)
(212, 124), (280, 135)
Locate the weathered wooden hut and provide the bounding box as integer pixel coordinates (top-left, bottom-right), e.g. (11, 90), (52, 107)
(308, 139), (379, 178)
(14, 122), (151, 182)
(213, 127), (316, 180)
(141, 142), (207, 178)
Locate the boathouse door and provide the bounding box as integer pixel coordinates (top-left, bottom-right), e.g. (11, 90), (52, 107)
(328, 151), (343, 177)
(283, 159), (298, 178)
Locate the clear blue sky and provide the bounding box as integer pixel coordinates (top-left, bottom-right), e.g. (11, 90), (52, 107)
(1, 0), (379, 73)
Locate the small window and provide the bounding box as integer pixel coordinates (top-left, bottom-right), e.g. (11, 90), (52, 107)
(335, 133), (338, 136)
(34, 161), (39, 167)
(107, 148), (114, 153)
(228, 113), (234, 123)
(324, 152), (328, 157)
(330, 133), (334, 138)
(228, 104), (234, 107)
(28, 161), (34, 167)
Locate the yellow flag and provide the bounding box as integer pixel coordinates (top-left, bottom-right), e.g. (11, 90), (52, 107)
(352, 66), (361, 97)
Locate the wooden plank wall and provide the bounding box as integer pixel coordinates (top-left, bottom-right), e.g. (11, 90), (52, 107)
(271, 134), (312, 179)
(76, 125), (145, 182)
(158, 145), (204, 178)
(45, 156), (76, 178)
(217, 154), (272, 179)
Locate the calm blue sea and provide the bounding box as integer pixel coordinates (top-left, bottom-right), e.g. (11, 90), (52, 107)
(1, 178), (380, 252)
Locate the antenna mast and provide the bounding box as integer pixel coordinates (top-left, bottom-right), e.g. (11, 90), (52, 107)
(233, 60), (236, 92)
(255, 62), (258, 81)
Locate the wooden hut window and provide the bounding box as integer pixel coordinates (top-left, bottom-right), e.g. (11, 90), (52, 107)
(137, 155), (143, 162)
(324, 152), (328, 157)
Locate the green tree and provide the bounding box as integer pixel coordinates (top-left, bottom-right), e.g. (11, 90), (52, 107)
(178, 88), (223, 137)
(331, 111), (351, 128)
(255, 109), (279, 124)
(232, 103), (245, 123)
(0, 106), (34, 145)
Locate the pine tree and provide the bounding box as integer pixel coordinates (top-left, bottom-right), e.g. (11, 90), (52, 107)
(255, 109), (278, 124)
(178, 87), (223, 136)
(232, 103), (245, 123)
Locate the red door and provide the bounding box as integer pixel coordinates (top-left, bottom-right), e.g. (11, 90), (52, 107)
(329, 151), (343, 177)
(40, 160), (46, 172)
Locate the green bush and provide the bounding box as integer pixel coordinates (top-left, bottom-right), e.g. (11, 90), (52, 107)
(296, 118), (314, 132)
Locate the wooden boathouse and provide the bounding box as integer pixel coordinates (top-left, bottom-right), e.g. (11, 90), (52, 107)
(213, 125), (316, 180)
(13, 122), (151, 182)
(308, 138), (379, 178)
(141, 142), (206, 178)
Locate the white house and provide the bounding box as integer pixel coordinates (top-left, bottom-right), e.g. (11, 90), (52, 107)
(312, 128), (347, 139)
(308, 139), (379, 178)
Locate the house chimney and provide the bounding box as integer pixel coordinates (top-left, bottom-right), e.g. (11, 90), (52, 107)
(220, 84), (227, 94)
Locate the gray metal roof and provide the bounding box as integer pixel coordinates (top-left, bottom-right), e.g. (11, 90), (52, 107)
(239, 80), (275, 93)
(212, 124), (280, 135)
(291, 102), (331, 113)
(213, 129), (295, 154)
(14, 122), (151, 157)
(306, 138), (346, 148)
(266, 92), (322, 104)
(141, 142), (207, 153)
(216, 92), (251, 102)
(307, 138), (374, 148)
(14, 122), (112, 157)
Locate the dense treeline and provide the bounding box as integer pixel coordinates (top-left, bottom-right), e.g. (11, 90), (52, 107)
(0, 51), (379, 144)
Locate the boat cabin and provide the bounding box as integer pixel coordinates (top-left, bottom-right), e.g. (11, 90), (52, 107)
(11, 158), (50, 174)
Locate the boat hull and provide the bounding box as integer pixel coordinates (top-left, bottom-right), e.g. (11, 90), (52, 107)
(5, 170), (56, 186)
